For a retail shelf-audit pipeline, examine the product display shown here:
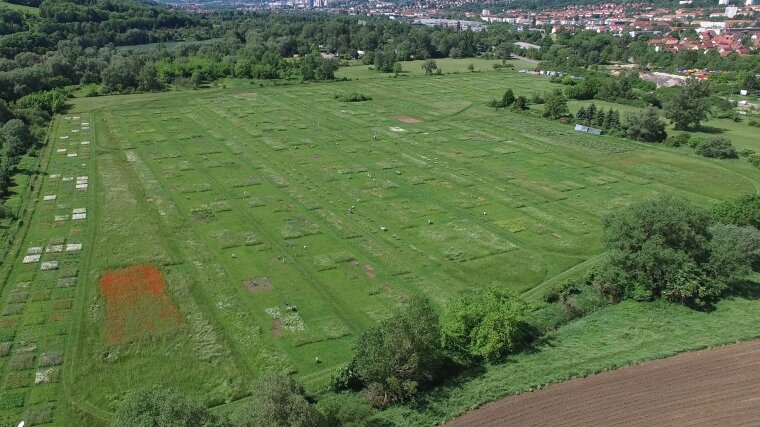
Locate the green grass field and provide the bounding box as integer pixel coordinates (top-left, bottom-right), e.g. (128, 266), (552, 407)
(0, 60), (759, 425)
(0, 0), (39, 14)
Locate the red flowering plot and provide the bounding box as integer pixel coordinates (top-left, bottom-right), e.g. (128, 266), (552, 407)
(98, 266), (184, 344)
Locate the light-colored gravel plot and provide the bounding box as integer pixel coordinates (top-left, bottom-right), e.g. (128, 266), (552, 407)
(54, 215), (68, 222)
(71, 129), (79, 133)
(59, 136), (68, 140)
(40, 261), (59, 270)
(35, 369), (56, 384)
(65, 243), (82, 252)
(445, 340), (760, 427)
(72, 208), (86, 214)
(46, 245), (63, 253)
(76, 184), (88, 190)
(56, 148), (67, 154)
(43, 195), (57, 201)
(62, 176), (73, 182)
(22, 254), (41, 264)
(49, 174), (60, 179)
(72, 213), (86, 220)
(81, 141), (90, 145)
(67, 153), (78, 157)
(27, 246), (43, 255)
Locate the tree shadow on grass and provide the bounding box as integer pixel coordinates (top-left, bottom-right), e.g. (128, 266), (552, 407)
(726, 279), (760, 300)
(694, 125), (725, 134)
(405, 327), (556, 416)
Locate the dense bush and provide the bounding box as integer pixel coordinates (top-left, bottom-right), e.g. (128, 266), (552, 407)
(712, 194), (760, 228)
(16, 89), (68, 114)
(111, 389), (221, 427)
(442, 287), (534, 363)
(316, 393), (375, 427)
(664, 133), (690, 147)
(748, 153), (760, 168)
(335, 92), (372, 102)
(230, 374), (323, 427)
(694, 137), (737, 159)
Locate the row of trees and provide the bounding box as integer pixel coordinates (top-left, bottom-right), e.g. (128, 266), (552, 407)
(0, 0), (208, 60)
(0, 89), (61, 205)
(537, 76), (715, 144)
(576, 104), (621, 130)
(332, 292), (535, 408)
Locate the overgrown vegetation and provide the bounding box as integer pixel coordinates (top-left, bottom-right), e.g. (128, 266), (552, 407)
(335, 92), (372, 102)
(589, 194), (759, 307)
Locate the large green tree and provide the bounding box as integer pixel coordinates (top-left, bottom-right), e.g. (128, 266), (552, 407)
(664, 78), (711, 130)
(421, 59), (438, 75)
(1, 119), (33, 158)
(592, 195), (720, 307)
(351, 296), (443, 407)
(542, 90), (569, 120)
(624, 107), (666, 142)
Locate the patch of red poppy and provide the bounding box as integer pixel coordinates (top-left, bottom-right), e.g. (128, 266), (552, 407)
(99, 265), (184, 344)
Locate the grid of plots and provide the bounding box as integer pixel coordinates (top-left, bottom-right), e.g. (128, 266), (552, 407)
(63, 80), (758, 402)
(0, 115), (90, 425)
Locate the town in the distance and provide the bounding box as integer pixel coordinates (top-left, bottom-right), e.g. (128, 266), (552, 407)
(167, 0), (759, 60)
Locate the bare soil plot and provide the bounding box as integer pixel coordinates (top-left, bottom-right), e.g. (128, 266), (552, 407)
(243, 276), (273, 293)
(393, 115), (422, 124)
(446, 340), (760, 427)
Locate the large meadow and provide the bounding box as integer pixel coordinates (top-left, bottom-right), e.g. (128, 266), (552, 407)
(0, 59), (759, 425)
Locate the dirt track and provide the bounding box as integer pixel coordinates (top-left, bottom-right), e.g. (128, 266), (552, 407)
(445, 340), (760, 427)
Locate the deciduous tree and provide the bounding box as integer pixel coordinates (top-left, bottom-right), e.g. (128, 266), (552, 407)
(664, 78), (711, 130)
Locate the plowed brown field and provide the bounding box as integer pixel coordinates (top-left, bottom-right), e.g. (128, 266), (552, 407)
(446, 340), (760, 427)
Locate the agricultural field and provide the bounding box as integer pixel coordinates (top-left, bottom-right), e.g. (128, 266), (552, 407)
(0, 60), (759, 425)
(445, 339), (760, 426)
